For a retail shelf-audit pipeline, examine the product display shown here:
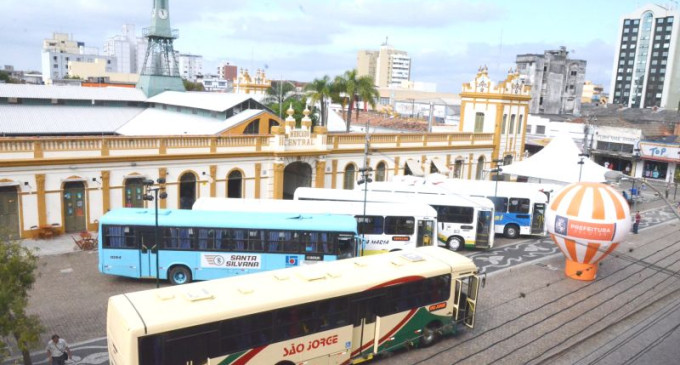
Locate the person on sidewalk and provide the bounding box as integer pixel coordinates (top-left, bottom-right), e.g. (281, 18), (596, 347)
(46, 334), (71, 365)
(633, 211), (641, 234)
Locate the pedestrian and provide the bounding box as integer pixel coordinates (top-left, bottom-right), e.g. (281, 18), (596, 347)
(46, 334), (71, 365)
(633, 211), (641, 234)
(622, 190), (630, 206)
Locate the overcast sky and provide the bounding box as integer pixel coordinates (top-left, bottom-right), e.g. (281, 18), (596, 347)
(1, 0), (647, 93)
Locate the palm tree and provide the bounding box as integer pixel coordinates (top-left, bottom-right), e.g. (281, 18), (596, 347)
(305, 75), (332, 127)
(262, 81), (297, 119)
(335, 69), (378, 132)
(356, 76), (379, 123)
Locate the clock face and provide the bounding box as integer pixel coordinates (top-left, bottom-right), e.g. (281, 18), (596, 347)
(158, 9), (168, 19)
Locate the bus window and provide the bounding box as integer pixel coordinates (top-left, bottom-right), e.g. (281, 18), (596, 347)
(248, 230), (265, 252)
(487, 197), (508, 213)
(384, 216), (415, 235)
(356, 215), (384, 234)
(508, 198), (530, 214)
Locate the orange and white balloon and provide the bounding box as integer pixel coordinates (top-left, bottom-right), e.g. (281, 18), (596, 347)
(546, 182), (631, 281)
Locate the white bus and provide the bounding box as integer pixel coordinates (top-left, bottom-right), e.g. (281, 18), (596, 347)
(192, 198), (437, 255)
(294, 186), (495, 251)
(412, 176), (550, 239)
(107, 246), (481, 365)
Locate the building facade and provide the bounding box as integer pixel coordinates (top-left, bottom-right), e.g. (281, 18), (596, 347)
(459, 66), (531, 174)
(581, 81), (606, 104)
(218, 62), (238, 81)
(610, 4), (680, 109)
(103, 24), (147, 74)
(41, 33), (113, 84)
(357, 42), (411, 88)
(516, 47), (587, 115)
(178, 54), (203, 81)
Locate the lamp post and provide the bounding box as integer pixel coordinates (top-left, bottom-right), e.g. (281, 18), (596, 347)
(631, 148), (641, 210)
(356, 118), (372, 256)
(605, 171), (680, 221)
(578, 153), (589, 182)
(143, 178), (167, 288)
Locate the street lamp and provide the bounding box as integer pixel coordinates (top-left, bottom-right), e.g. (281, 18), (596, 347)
(578, 153), (589, 182)
(356, 119), (372, 257)
(605, 171), (680, 221)
(143, 178), (168, 288)
(630, 148), (642, 210)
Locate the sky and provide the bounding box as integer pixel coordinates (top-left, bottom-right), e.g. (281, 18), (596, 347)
(0, 0), (654, 93)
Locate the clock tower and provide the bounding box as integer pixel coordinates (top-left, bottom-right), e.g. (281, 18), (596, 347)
(136, 0), (185, 97)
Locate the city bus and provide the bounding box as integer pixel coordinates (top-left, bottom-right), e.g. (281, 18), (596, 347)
(106, 246), (481, 365)
(98, 208), (359, 285)
(192, 198), (437, 255)
(294, 186), (495, 251)
(412, 176), (550, 239)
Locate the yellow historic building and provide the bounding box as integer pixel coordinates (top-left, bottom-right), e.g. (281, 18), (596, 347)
(0, 68), (529, 239)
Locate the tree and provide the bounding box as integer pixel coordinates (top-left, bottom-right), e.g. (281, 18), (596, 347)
(262, 81), (298, 119)
(334, 69), (378, 132)
(182, 79), (205, 91)
(0, 71), (10, 83)
(0, 236), (44, 365)
(356, 76), (379, 122)
(305, 76), (332, 127)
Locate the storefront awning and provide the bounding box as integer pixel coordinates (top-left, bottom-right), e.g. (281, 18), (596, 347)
(405, 159), (425, 177)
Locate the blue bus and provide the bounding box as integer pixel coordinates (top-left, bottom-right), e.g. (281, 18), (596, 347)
(98, 208), (359, 284)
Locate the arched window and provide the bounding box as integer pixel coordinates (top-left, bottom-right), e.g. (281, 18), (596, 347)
(124, 178), (145, 208)
(243, 119), (260, 134)
(227, 170), (243, 198)
(269, 119), (279, 133)
(476, 156), (485, 180)
(375, 162), (386, 182)
(454, 159), (464, 178)
(179, 173), (197, 209)
(509, 114), (516, 133)
(518, 115), (524, 134)
(343, 164), (356, 190)
(474, 112), (484, 132)
(501, 114), (507, 134)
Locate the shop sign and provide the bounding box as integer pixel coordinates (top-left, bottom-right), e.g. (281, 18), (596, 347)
(639, 142), (680, 161)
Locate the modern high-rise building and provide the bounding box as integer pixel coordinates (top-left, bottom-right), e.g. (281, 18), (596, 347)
(41, 32), (114, 84)
(217, 62), (238, 81)
(178, 53), (203, 81)
(103, 24), (147, 74)
(357, 41), (411, 88)
(610, 4), (680, 109)
(516, 47), (587, 115)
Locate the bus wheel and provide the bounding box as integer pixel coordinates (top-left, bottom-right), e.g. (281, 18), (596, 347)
(447, 236), (463, 251)
(503, 225), (520, 239)
(420, 322), (441, 347)
(168, 266), (192, 285)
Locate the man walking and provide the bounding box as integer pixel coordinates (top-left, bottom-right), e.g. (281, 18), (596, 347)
(46, 334), (71, 365)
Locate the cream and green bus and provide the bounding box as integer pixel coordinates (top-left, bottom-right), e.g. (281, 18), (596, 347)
(107, 246), (481, 365)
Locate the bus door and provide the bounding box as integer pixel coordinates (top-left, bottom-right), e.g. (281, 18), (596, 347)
(350, 294), (382, 361)
(474, 210), (492, 249)
(138, 227), (158, 279)
(531, 203), (546, 235)
(416, 219), (435, 247)
(454, 275), (480, 328)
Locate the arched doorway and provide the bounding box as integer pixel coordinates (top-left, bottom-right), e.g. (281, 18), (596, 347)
(227, 170), (243, 198)
(179, 172), (197, 209)
(63, 181), (86, 233)
(124, 178), (146, 208)
(476, 156), (486, 180)
(283, 162), (312, 199)
(375, 161), (386, 182)
(0, 185), (20, 239)
(343, 164), (356, 189)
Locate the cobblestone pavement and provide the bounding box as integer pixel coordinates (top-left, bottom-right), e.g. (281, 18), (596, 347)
(3, 192), (678, 365)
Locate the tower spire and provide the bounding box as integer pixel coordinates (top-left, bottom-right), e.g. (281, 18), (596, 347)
(136, 0), (185, 97)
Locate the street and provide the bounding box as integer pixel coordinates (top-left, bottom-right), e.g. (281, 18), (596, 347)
(3, 199), (679, 365)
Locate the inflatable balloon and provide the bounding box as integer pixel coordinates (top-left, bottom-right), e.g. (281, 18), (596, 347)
(546, 182), (631, 281)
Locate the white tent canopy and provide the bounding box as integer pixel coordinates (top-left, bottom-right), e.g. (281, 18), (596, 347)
(501, 135), (611, 184)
